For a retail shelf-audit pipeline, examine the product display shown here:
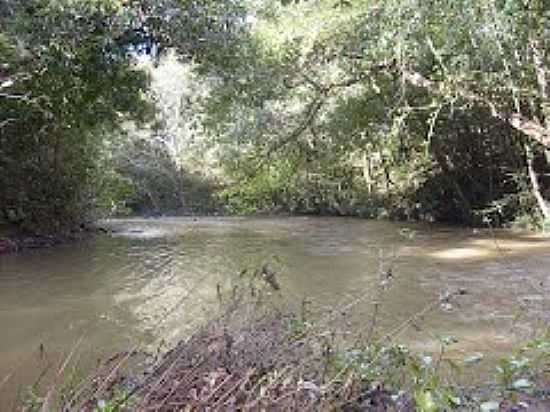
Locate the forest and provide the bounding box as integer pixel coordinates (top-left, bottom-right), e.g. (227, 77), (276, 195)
(1, 1), (549, 411)
(1, 0), (549, 236)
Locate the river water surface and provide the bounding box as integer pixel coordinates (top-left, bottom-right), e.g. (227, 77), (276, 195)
(0, 217), (549, 408)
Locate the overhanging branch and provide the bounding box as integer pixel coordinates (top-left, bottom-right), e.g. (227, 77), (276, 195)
(267, 97), (324, 156)
(268, 60), (396, 156)
(401, 69), (550, 147)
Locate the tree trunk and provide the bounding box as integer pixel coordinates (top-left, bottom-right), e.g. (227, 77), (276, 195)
(525, 144), (550, 220)
(362, 152), (373, 194)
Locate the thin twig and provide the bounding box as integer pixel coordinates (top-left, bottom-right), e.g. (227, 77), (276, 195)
(40, 336), (84, 412)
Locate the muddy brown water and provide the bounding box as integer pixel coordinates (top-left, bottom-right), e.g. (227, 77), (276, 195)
(0, 217), (548, 408)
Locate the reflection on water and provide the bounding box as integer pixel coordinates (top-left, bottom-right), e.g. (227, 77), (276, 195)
(0, 217), (548, 408)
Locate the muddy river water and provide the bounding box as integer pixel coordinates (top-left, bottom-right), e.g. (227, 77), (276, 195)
(0, 217), (548, 408)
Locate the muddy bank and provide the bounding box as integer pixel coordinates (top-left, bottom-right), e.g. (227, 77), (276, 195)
(0, 235), (62, 254)
(0, 222), (106, 255)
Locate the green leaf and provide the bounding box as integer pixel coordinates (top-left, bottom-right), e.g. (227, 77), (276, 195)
(439, 335), (459, 346)
(511, 378), (532, 390)
(415, 390), (437, 412)
(463, 353), (484, 365)
(510, 358), (530, 369)
(480, 401), (500, 411)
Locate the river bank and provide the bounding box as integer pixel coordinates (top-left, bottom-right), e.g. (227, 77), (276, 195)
(36, 283), (550, 411)
(0, 222), (109, 256)
(0, 234), (64, 255)
(0, 222), (56, 255)
(62, 335), (550, 411)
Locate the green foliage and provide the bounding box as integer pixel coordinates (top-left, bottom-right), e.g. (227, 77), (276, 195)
(406, 355), (462, 411)
(198, 0), (550, 226)
(324, 334), (549, 411)
(0, 0), (149, 233)
(219, 157), (297, 214)
(94, 392), (129, 412)
(326, 341), (463, 411)
(2, 0), (550, 230)
(94, 169), (137, 217)
(496, 335), (550, 395)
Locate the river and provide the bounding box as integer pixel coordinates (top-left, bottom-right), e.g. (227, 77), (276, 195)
(0, 217), (548, 408)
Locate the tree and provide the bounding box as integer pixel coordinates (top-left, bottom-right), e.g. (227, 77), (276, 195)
(0, 0), (149, 233)
(199, 0), (550, 225)
(2, 0), (548, 230)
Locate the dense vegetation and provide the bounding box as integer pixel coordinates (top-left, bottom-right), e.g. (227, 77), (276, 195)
(1, 0), (549, 233)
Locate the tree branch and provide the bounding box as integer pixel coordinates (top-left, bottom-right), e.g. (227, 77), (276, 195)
(401, 69), (550, 147)
(0, 92), (29, 100)
(525, 143), (550, 219)
(0, 119), (16, 129)
(267, 97), (325, 156)
(268, 60), (397, 156)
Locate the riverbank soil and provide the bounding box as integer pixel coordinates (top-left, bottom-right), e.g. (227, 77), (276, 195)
(0, 221), (96, 255)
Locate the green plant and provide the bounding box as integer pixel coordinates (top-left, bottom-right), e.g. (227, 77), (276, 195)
(95, 392), (129, 412)
(496, 335), (550, 396)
